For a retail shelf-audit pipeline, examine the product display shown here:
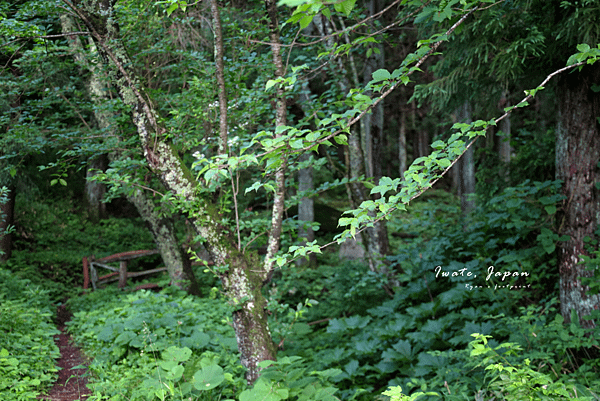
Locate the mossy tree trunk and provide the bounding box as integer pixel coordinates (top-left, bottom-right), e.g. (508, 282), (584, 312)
(126, 187), (201, 295)
(65, 0), (276, 383)
(61, 13), (201, 296)
(0, 184), (15, 262)
(83, 154), (108, 223)
(556, 64), (600, 329)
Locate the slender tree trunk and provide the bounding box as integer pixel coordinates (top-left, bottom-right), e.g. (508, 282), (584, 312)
(61, 12), (200, 295)
(319, 11), (392, 281)
(0, 185), (15, 262)
(398, 101), (407, 179)
(66, 0), (275, 383)
(84, 154), (108, 222)
(263, 0), (287, 280)
(454, 101), (476, 214)
(296, 152), (315, 266)
(296, 84), (316, 267)
(416, 129), (430, 159)
(556, 64), (600, 329)
(59, 15), (108, 222)
(497, 91), (512, 175)
(211, 0), (228, 156)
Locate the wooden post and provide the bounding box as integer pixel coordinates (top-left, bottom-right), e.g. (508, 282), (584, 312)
(118, 260), (127, 288)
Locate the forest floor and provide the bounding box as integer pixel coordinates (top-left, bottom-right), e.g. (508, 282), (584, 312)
(38, 305), (91, 401)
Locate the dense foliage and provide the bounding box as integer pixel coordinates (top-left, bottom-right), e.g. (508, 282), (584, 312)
(1, 0), (600, 399)
(0, 268), (60, 399)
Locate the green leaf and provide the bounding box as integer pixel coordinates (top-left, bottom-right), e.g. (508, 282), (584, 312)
(372, 69), (391, 82)
(265, 79), (277, 90)
(163, 346), (192, 363)
(193, 364), (225, 390)
(577, 43), (591, 53)
(334, 134), (348, 145)
(240, 380), (288, 401)
(333, 0), (356, 16)
(430, 140), (445, 150)
(299, 14), (313, 29)
(338, 217), (353, 227)
(290, 139), (304, 149)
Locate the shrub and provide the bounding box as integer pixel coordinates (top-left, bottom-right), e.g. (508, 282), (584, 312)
(0, 268), (60, 400)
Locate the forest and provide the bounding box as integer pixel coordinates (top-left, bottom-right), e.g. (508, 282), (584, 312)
(1, 0), (600, 400)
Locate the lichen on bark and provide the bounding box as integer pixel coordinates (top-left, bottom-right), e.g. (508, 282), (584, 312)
(67, 0), (276, 384)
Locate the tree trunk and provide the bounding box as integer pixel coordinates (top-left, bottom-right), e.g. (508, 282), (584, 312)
(210, 0), (228, 156)
(497, 92), (512, 165)
(317, 9), (391, 280)
(126, 187), (201, 295)
(296, 153), (316, 267)
(66, 0), (275, 383)
(61, 12), (201, 295)
(263, 0), (288, 281)
(398, 88), (407, 179)
(295, 82), (316, 267)
(556, 64), (600, 329)
(84, 154), (108, 223)
(0, 185), (15, 262)
(454, 101), (476, 214)
(59, 15), (108, 223)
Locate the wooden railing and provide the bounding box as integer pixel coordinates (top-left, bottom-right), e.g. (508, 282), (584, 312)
(83, 250), (166, 290)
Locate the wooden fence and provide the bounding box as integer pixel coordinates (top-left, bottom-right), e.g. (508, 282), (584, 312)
(83, 249), (166, 290)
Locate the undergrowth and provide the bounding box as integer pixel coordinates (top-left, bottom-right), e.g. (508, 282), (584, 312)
(0, 268), (60, 400)
(7, 196), (156, 301)
(5, 178), (600, 400)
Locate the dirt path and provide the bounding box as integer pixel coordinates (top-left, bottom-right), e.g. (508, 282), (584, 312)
(38, 305), (92, 401)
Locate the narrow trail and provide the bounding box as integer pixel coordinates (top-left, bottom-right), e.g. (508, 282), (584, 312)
(38, 305), (92, 401)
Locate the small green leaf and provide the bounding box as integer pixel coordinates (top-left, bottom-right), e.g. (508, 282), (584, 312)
(577, 43), (591, 53)
(431, 140), (445, 150)
(334, 134), (348, 145)
(372, 69), (391, 82)
(265, 80), (277, 90)
(299, 14), (313, 29)
(334, 0), (356, 16)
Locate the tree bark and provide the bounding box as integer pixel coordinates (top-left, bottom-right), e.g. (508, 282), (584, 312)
(398, 87), (408, 179)
(263, 0), (288, 280)
(295, 82), (316, 267)
(59, 14), (108, 223)
(497, 91), (512, 165)
(296, 151), (316, 267)
(453, 101), (476, 214)
(556, 64), (600, 329)
(61, 12), (200, 295)
(0, 185), (15, 262)
(65, 0), (275, 383)
(84, 154), (108, 223)
(126, 187), (201, 295)
(210, 0), (228, 156)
